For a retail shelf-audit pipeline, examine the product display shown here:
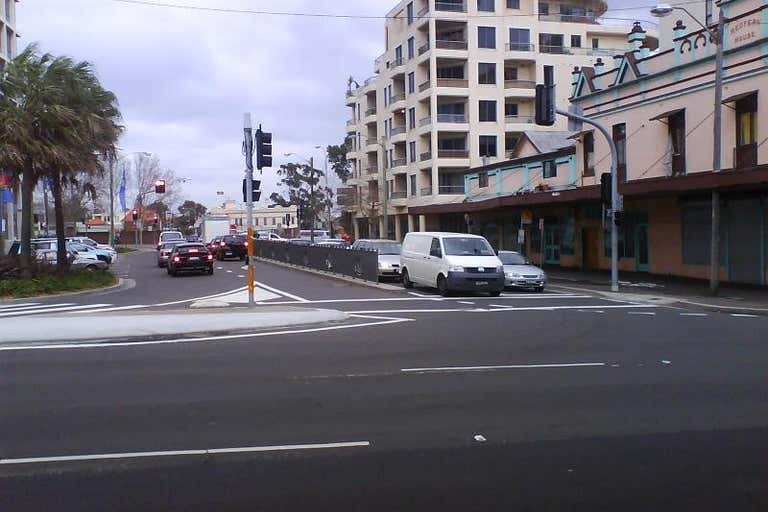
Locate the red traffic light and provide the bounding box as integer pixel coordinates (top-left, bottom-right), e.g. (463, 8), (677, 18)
(153, 215), (159, 225)
(131, 209), (139, 221)
(154, 179), (166, 194)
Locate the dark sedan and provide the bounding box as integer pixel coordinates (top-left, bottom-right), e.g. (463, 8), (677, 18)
(214, 235), (247, 261)
(167, 243), (214, 276)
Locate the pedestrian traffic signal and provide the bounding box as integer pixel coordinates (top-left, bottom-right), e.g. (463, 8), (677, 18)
(600, 172), (611, 205)
(132, 209), (139, 222)
(256, 127), (272, 170)
(242, 178), (262, 203)
(154, 179), (166, 194)
(535, 66), (556, 127)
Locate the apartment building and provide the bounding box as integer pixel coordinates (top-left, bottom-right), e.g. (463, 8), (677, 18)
(344, 0), (657, 241)
(0, 0), (17, 70)
(0, 0), (18, 255)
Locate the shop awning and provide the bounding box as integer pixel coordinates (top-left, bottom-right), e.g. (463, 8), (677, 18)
(721, 90), (757, 104)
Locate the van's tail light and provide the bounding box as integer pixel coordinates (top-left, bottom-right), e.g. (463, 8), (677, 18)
(173, 256), (180, 262)
(207, 254), (213, 260)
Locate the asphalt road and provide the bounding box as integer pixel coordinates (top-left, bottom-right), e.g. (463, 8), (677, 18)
(2, 254), (768, 510)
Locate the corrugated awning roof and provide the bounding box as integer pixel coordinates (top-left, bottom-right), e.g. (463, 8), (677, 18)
(649, 108), (684, 121)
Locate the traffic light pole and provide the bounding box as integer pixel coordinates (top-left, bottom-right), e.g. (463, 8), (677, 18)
(244, 114), (255, 307)
(555, 108), (620, 292)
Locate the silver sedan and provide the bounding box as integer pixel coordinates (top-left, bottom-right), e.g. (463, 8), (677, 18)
(498, 251), (547, 291)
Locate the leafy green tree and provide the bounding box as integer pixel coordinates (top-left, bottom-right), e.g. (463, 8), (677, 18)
(174, 200), (207, 233)
(327, 142), (352, 183)
(270, 162), (332, 230)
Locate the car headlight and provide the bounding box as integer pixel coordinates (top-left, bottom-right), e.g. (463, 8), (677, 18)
(448, 265), (465, 272)
(509, 273), (521, 278)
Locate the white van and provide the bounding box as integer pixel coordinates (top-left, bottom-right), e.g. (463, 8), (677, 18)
(400, 232), (505, 296)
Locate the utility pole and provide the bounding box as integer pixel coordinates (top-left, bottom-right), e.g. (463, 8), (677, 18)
(710, 9), (725, 295)
(244, 114), (255, 307)
(108, 154), (115, 246)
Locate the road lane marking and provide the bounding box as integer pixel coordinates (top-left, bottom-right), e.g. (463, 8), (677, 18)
(680, 313), (708, 317)
(0, 304), (112, 317)
(628, 312), (656, 315)
(226, 270), (233, 273)
(731, 313), (759, 318)
(481, 304), (658, 313)
(0, 441), (371, 465)
(0, 303), (76, 313)
(237, 275), (245, 278)
(408, 292), (433, 297)
(458, 301), (475, 305)
(578, 309), (605, 313)
(254, 281), (309, 303)
(0, 303), (42, 310)
(401, 362), (605, 373)
(154, 286), (248, 306)
(74, 305), (149, 314)
(258, 295), (593, 305)
(0, 315), (413, 351)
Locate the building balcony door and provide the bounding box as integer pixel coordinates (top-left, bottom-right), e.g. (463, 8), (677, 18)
(544, 225), (560, 264)
(634, 223), (649, 272)
(581, 227), (599, 269)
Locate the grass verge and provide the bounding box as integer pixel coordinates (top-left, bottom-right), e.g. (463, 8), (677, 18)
(0, 270), (117, 298)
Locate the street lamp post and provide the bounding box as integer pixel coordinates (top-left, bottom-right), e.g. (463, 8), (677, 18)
(651, 3), (725, 295)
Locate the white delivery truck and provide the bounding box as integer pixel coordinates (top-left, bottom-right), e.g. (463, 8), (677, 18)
(200, 216), (231, 243)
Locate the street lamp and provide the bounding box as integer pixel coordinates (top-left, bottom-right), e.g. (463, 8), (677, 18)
(651, 4), (725, 294)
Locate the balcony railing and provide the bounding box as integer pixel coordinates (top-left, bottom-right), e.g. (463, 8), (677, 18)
(390, 126), (407, 137)
(420, 151), (432, 161)
(437, 113), (467, 123)
(504, 79), (536, 89)
(438, 149), (469, 158)
(436, 78), (468, 88)
(389, 93), (406, 103)
(506, 43), (535, 51)
(438, 185), (465, 194)
(390, 191), (407, 199)
(538, 13), (597, 23)
(390, 58), (404, 69)
(420, 187), (433, 196)
(419, 116), (432, 127)
(505, 114), (534, 124)
(418, 80), (431, 92)
(436, 40), (468, 50)
(390, 158), (407, 168)
(418, 42), (431, 55)
(435, 1), (467, 12)
(366, 166), (378, 174)
(539, 45), (569, 55)
(365, 108), (377, 116)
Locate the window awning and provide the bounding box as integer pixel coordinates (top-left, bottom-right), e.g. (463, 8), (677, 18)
(722, 90), (757, 104)
(567, 128), (594, 140)
(649, 108), (684, 121)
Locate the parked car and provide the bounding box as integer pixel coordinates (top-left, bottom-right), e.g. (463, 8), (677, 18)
(256, 231), (284, 241)
(400, 232), (504, 296)
(157, 230), (185, 250)
(8, 239), (104, 263)
(286, 238), (311, 246)
(315, 238), (349, 248)
(351, 239), (402, 278)
(157, 241), (184, 267)
(67, 242), (114, 264)
(214, 234), (247, 261)
(67, 236), (117, 253)
(38, 249), (108, 271)
(167, 243), (214, 276)
(206, 236), (222, 252)
(498, 251), (547, 292)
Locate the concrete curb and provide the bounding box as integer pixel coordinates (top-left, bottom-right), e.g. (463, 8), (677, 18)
(251, 257), (402, 291)
(0, 277), (128, 304)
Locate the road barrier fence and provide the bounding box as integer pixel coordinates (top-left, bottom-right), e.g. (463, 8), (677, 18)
(253, 240), (379, 282)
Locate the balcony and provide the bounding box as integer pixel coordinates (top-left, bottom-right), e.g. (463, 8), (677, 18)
(538, 13), (597, 23)
(436, 78), (468, 88)
(437, 113), (467, 123)
(419, 116), (432, 127)
(390, 191), (407, 199)
(539, 45), (569, 55)
(389, 93), (406, 110)
(420, 151), (433, 161)
(365, 108), (377, 117)
(390, 57), (404, 69)
(505, 114), (534, 124)
(506, 43), (535, 52)
(418, 80), (431, 92)
(346, 119), (356, 133)
(435, 1), (467, 12)
(439, 185), (465, 194)
(365, 165), (379, 175)
(390, 158), (407, 169)
(436, 40), (468, 50)
(438, 149), (469, 158)
(345, 90), (356, 106)
(390, 126), (407, 137)
(420, 187), (433, 196)
(504, 79), (536, 89)
(418, 42), (431, 56)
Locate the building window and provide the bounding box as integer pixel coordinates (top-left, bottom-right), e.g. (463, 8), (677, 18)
(410, 174), (416, 196)
(407, 2), (414, 24)
(539, 2), (549, 15)
(592, 37), (599, 49)
(478, 171), (489, 188)
(272, 218), (276, 225)
(613, 123), (626, 181)
(408, 37), (415, 59)
(669, 110), (686, 176)
(478, 27), (496, 49)
(395, 45), (402, 64)
(705, 0), (713, 25)
(478, 0), (495, 12)
(539, 33), (565, 53)
(735, 94), (758, 168)
(408, 72), (415, 94)
(478, 63), (496, 84)
(571, 34), (581, 48)
(543, 159), (557, 178)
(408, 107), (416, 130)
(479, 135), (497, 157)
(479, 100), (497, 122)
(583, 131), (595, 176)
(409, 141), (417, 163)
(504, 102), (518, 117)
(507, 0), (520, 8)
(438, 65), (465, 79)
(508, 28), (530, 50)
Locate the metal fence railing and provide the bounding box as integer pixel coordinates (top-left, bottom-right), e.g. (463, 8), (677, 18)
(254, 240), (379, 282)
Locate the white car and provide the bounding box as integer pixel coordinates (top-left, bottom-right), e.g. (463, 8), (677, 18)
(498, 251), (547, 291)
(400, 232), (505, 296)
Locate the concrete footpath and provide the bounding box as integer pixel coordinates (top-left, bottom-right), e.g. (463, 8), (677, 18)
(0, 307), (348, 345)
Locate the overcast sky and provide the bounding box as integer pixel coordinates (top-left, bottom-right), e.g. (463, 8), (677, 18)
(18, 0), (654, 211)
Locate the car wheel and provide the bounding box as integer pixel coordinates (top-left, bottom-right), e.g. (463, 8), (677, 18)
(489, 290), (502, 297)
(402, 269), (413, 289)
(437, 275), (450, 297)
(536, 286), (545, 292)
(85, 264), (97, 271)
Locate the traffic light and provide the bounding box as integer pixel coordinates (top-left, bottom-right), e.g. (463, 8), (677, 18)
(242, 178), (262, 202)
(132, 209), (139, 222)
(154, 179), (166, 194)
(256, 127), (272, 170)
(613, 210), (623, 227)
(535, 66), (556, 126)
(600, 173), (611, 205)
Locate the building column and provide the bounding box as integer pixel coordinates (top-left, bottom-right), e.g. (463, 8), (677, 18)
(379, 217), (386, 239)
(408, 214), (415, 233)
(353, 217), (360, 240)
(394, 214), (403, 241)
(418, 214), (426, 232)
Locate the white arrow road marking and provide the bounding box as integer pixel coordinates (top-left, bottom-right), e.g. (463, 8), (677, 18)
(254, 281), (309, 303)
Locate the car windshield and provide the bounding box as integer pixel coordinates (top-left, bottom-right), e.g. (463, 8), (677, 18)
(224, 236), (244, 243)
(499, 253), (528, 265)
(371, 242), (401, 255)
(161, 242), (180, 250)
(443, 237), (495, 256)
(161, 232), (183, 241)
